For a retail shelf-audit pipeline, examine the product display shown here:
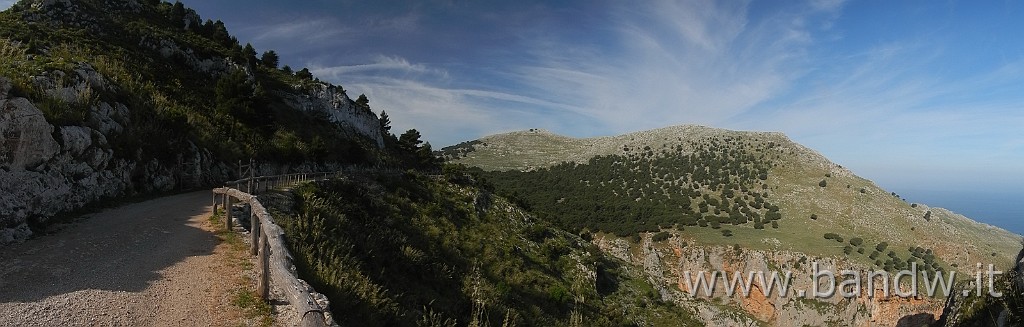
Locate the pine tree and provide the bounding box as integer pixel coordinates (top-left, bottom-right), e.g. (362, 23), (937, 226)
(296, 68), (313, 80)
(399, 129), (422, 151)
(379, 110), (391, 133)
(356, 94), (370, 109)
(260, 50), (279, 69)
(170, 1), (186, 28)
(242, 43), (258, 67)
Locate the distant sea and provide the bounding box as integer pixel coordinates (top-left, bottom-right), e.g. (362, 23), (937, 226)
(899, 189), (1024, 236)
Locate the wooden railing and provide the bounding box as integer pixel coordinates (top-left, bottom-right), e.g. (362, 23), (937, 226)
(212, 172), (342, 327)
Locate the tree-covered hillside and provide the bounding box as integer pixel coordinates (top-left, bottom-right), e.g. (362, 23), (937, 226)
(476, 136), (784, 236)
(266, 169), (701, 327)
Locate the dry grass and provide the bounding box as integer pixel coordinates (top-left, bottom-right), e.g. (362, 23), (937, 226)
(208, 212), (274, 327)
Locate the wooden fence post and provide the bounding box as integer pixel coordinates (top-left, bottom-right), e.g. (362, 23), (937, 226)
(250, 209), (259, 256)
(258, 231), (270, 299)
(225, 195), (233, 230)
(300, 310), (328, 327)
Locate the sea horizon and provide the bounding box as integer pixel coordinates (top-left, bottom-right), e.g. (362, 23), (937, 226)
(900, 188), (1024, 237)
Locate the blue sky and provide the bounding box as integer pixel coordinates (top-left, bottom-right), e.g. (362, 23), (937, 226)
(4, 1), (1022, 231)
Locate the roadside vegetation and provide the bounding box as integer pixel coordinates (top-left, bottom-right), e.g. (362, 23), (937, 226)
(271, 168), (700, 327)
(208, 211), (273, 327)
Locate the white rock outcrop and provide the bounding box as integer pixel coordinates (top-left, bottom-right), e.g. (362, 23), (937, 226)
(282, 83), (385, 147)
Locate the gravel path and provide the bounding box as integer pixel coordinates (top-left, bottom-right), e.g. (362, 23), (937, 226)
(0, 191), (246, 326)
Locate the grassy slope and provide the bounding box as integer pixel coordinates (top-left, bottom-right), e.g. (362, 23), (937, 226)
(445, 125), (1021, 271)
(264, 172), (702, 327)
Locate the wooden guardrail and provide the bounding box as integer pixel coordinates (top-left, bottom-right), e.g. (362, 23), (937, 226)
(213, 171), (341, 327)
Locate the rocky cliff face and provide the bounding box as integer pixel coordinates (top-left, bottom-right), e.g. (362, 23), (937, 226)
(595, 233), (947, 326)
(281, 83), (384, 148)
(0, 68), (231, 244)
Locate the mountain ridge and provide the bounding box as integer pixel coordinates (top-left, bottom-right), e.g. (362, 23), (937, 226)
(445, 123), (1022, 325)
(444, 123), (1019, 274)
(444, 124), (1018, 240)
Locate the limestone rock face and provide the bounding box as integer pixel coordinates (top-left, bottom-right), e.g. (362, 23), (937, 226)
(138, 36), (235, 76)
(282, 83), (385, 148)
(0, 72), (229, 245)
(0, 92), (132, 233)
(1, 97), (60, 171)
(595, 235), (946, 327)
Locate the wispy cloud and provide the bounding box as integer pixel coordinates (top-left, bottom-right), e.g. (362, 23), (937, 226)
(500, 0), (841, 135)
(306, 0), (851, 143)
(241, 18), (351, 45)
(312, 55), (448, 80)
(738, 40), (1024, 190)
(311, 55), (599, 144)
(294, 0), (1022, 194)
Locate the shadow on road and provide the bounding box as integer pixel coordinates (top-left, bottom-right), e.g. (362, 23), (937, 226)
(0, 191), (218, 303)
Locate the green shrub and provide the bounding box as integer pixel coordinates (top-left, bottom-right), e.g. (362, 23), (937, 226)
(652, 231), (671, 242)
(849, 237), (863, 246)
(875, 242), (888, 252)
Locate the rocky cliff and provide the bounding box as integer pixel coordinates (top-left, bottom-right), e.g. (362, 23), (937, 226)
(595, 233), (948, 326)
(0, 66), (221, 243)
(0, 0), (387, 244)
(936, 242), (1024, 327)
(281, 83), (384, 148)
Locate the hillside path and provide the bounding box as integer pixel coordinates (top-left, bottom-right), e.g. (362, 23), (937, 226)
(0, 191), (246, 326)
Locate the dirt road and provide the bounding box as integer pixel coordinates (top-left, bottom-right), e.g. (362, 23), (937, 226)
(0, 190), (247, 326)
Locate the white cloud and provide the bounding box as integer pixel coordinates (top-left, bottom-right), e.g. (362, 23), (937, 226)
(304, 0), (852, 145)
(312, 55), (448, 80)
(242, 18), (351, 45)
(311, 55), (600, 145)
(0, 0), (15, 11)
(504, 0), (838, 135)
